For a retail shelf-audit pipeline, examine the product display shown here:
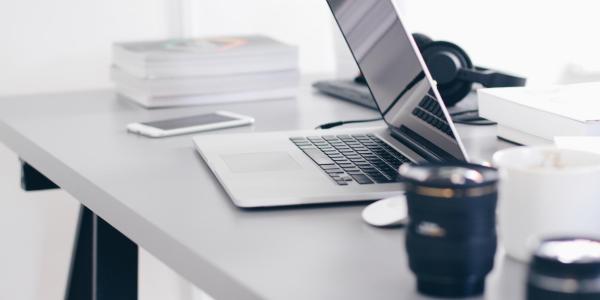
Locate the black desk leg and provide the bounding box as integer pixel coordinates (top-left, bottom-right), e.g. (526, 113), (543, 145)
(19, 159), (58, 191)
(19, 160), (138, 299)
(65, 206), (93, 299)
(92, 212), (138, 300)
(65, 206), (138, 300)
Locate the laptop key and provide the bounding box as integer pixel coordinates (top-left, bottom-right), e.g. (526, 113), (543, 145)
(332, 157), (348, 161)
(303, 148), (334, 165)
(321, 164), (339, 170)
(295, 143), (312, 148)
(326, 171), (345, 176)
(350, 159), (367, 164)
(294, 140), (311, 144)
(347, 171), (365, 176)
(338, 174), (353, 181)
(370, 176), (390, 183)
(351, 174), (374, 184)
(299, 145), (317, 150)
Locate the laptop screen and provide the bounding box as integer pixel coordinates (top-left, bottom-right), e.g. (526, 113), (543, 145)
(326, 0), (467, 161)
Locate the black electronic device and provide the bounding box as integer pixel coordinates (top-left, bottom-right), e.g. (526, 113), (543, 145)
(354, 33), (527, 107)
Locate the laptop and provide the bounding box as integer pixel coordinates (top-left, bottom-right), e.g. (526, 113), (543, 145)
(193, 0), (469, 208)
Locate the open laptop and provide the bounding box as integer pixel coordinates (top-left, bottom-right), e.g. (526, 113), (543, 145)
(193, 0), (468, 208)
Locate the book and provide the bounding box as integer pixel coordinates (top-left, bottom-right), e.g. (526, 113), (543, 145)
(478, 83), (600, 145)
(116, 85), (297, 108)
(112, 35), (299, 78)
(114, 52), (298, 78)
(111, 35), (300, 108)
(110, 66), (299, 97)
(555, 137), (600, 155)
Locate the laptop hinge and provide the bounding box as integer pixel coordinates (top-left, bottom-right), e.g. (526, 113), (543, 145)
(390, 126), (458, 162)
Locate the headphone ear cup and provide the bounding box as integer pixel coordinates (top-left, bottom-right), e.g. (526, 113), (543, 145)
(412, 33), (433, 52)
(421, 41), (473, 107)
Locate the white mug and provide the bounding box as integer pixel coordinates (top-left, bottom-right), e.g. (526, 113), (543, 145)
(493, 146), (600, 262)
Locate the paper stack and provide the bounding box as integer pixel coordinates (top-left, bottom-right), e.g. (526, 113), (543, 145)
(111, 35), (299, 108)
(478, 83), (600, 145)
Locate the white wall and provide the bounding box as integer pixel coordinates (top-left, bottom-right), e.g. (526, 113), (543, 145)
(186, 0), (338, 74)
(402, 0), (600, 85)
(4, 1), (600, 95)
(0, 0), (168, 95)
(333, 0), (600, 85)
(186, 0), (600, 85)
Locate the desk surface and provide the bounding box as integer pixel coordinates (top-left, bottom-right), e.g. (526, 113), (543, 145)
(0, 77), (525, 300)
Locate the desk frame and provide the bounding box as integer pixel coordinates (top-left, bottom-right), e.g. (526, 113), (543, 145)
(21, 161), (138, 300)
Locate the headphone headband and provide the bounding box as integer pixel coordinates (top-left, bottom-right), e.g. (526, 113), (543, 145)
(413, 33), (527, 106)
(458, 67), (527, 88)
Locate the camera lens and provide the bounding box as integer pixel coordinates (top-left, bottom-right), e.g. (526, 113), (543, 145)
(528, 237), (600, 300)
(399, 163), (499, 298)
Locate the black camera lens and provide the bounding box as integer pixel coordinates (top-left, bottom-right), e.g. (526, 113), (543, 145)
(528, 237), (600, 300)
(399, 163), (499, 298)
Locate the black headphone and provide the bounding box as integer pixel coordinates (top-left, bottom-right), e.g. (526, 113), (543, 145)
(412, 33), (526, 106)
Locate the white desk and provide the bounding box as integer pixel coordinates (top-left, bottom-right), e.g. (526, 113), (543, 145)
(0, 76), (525, 300)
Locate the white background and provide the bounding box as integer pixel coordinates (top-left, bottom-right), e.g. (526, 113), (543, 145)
(2, 1), (600, 299)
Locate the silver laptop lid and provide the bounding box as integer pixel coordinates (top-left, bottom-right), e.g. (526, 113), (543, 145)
(326, 0), (468, 161)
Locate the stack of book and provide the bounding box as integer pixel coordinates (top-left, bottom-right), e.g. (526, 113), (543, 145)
(478, 83), (600, 145)
(111, 35), (299, 108)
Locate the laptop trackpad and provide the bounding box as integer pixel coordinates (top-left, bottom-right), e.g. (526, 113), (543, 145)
(221, 152), (301, 173)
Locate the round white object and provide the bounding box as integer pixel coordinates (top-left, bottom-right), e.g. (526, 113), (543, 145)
(361, 195), (408, 227)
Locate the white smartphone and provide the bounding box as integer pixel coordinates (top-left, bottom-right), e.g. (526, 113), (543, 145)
(127, 111), (254, 138)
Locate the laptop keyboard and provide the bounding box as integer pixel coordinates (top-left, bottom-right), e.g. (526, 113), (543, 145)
(412, 97), (454, 137)
(290, 134), (410, 186)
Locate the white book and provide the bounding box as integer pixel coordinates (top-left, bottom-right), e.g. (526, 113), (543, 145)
(114, 51), (298, 78)
(113, 35), (298, 63)
(478, 83), (600, 145)
(110, 66), (299, 97)
(116, 85), (297, 108)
